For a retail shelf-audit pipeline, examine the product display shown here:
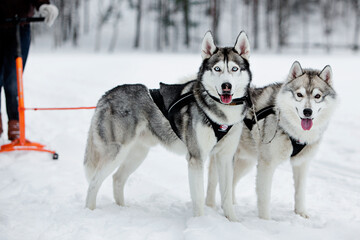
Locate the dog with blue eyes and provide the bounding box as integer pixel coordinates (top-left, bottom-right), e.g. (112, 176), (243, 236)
(84, 31), (253, 222)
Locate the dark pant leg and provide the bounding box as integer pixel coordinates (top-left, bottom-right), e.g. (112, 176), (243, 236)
(1, 25), (31, 121)
(0, 28), (6, 115)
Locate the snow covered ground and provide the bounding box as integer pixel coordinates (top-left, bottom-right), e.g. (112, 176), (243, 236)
(0, 50), (359, 240)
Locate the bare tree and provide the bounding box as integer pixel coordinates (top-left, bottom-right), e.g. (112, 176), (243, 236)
(265, 0), (274, 49)
(108, 0), (122, 52)
(252, 0), (259, 50)
(230, 0), (238, 40)
(156, 0), (163, 51)
(301, 0), (309, 53)
(182, 0), (190, 48)
(321, 0), (335, 53)
(71, 0), (81, 46)
(352, 0), (360, 51)
(83, 0), (90, 34)
(277, 0), (289, 51)
(95, 1), (114, 51)
(133, 0), (143, 48)
(210, 0), (220, 43)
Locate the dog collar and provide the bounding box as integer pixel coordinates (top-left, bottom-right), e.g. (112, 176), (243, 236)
(207, 92), (252, 107)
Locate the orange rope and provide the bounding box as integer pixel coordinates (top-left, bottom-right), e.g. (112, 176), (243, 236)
(23, 107), (96, 111)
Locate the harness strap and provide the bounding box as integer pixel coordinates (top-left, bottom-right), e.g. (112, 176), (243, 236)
(290, 137), (306, 157)
(243, 105), (307, 157)
(167, 92), (195, 140)
(150, 89), (182, 139)
(150, 89), (236, 142)
(209, 121), (233, 142)
(244, 105), (275, 131)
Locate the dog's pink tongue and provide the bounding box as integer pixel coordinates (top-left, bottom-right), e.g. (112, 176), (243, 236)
(221, 94), (232, 104)
(301, 118), (313, 130)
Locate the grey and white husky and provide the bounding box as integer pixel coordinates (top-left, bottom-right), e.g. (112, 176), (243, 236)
(206, 61), (338, 220)
(84, 31), (252, 221)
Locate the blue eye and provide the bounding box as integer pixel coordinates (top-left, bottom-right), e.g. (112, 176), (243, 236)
(232, 66), (239, 72)
(214, 66), (221, 72)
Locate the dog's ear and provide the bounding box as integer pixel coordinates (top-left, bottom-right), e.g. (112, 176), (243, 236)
(201, 31), (217, 59)
(234, 31), (250, 60)
(288, 61), (303, 81)
(319, 65), (333, 86)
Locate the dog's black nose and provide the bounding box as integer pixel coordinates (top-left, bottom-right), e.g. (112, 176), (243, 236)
(303, 108), (313, 117)
(221, 82), (232, 91)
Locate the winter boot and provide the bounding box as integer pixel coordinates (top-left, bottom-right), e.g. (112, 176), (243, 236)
(8, 120), (20, 141)
(0, 115), (3, 137)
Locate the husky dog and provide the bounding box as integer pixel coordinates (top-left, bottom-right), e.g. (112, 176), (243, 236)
(206, 61), (337, 220)
(84, 31), (252, 221)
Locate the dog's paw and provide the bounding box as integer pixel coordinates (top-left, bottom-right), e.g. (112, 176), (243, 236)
(85, 204), (96, 210)
(258, 212), (271, 220)
(295, 210), (310, 219)
(223, 207), (238, 222)
(205, 199), (216, 209)
(115, 199), (126, 207)
(225, 212), (239, 222)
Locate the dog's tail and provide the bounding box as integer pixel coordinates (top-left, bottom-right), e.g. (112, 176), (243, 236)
(83, 123), (100, 183)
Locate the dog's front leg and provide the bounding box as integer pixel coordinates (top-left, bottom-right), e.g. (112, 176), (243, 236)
(256, 156), (277, 220)
(292, 160), (310, 218)
(205, 155), (218, 208)
(187, 155), (205, 217)
(216, 154), (238, 221)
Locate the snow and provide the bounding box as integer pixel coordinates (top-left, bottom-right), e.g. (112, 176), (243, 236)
(0, 50), (359, 240)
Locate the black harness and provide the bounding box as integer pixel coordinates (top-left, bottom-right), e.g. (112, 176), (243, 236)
(150, 89), (250, 142)
(243, 105), (306, 157)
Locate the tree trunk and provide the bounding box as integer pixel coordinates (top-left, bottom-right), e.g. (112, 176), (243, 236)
(156, 0), (162, 51)
(210, 0), (220, 43)
(302, 0), (309, 53)
(231, 0), (238, 40)
(183, 0), (190, 48)
(163, 0), (170, 47)
(352, 0), (360, 51)
(321, 0), (334, 53)
(133, 0), (142, 48)
(71, 0), (80, 47)
(108, 0), (122, 52)
(252, 0), (259, 50)
(277, 0), (288, 51)
(95, 1), (113, 51)
(265, 0), (273, 49)
(83, 0), (90, 34)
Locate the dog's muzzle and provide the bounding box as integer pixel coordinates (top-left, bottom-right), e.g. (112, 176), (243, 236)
(219, 82), (233, 104)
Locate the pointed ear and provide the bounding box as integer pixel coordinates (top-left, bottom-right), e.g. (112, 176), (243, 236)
(234, 31), (250, 60)
(319, 65), (333, 86)
(288, 61), (303, 81)
(201, 31), (217, 59)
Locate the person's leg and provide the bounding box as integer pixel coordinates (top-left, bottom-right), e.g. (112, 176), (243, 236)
(0, 28), (8, 137)
(0, 60), (3, 137)
(3, 25), (31, 140)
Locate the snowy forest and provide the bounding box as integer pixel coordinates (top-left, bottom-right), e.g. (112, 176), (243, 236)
(34, 0), (360, 53)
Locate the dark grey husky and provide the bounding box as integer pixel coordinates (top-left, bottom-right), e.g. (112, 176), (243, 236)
(84, 31), (252, 221)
